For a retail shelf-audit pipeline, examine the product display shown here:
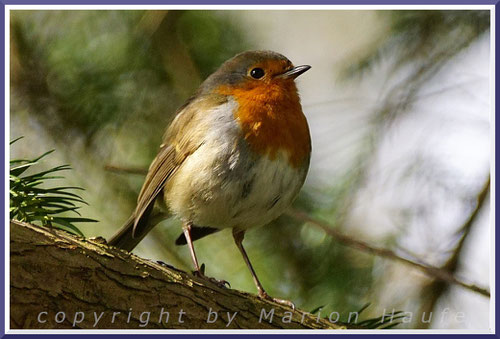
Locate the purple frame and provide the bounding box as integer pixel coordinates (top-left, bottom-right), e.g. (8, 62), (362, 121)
(1, 0), (497, 337)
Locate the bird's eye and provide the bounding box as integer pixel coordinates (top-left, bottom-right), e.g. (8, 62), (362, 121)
(250, 68), (265, 79)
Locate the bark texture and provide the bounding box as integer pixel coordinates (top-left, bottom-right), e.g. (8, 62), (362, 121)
(10, 220), (343, 330)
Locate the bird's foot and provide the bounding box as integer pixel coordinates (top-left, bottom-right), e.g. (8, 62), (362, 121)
(258, 291), (295, 310)
(193, 263), (231, 289)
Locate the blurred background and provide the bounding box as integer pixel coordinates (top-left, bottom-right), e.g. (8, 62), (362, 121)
(9, 10), (491, 329)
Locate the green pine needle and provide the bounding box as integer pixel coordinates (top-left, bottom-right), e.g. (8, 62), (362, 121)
(309, 302), (405, 329)
(10, 138), (97, 236)
(309, 305), (326, 315)
(344, 303), (406, 329)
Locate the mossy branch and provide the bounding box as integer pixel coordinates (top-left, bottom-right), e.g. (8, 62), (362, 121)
(10, 220), (347, 330)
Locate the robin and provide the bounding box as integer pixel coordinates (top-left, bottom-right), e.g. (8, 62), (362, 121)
(109, 50), (311, 307)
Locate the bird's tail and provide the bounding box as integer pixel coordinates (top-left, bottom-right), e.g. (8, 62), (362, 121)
(108, 204), (160, 251)
(108, 215), (140, 251)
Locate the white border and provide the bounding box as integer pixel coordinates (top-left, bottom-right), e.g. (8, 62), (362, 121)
(489, 5), (496, 334)
(3, 329), (496, 335)
(4, 4), (496, 10)
(4, 4), (496, 335)
(4, 4), (10, 335)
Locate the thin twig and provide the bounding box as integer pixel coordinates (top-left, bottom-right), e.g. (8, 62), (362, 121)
(104, 165), (148, 175)
(288, 209), (490, 298)
(416, 174), (490, 328)
(448, 175), (491, 268)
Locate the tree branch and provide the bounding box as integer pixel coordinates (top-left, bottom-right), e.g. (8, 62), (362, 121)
(287, 209), (490, 298)
(10, 220), (344, 329)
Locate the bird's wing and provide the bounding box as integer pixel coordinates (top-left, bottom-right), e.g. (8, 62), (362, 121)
(132, 95), (227, 237)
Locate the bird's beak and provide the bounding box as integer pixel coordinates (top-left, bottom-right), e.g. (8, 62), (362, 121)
(276, 65), (311, 79)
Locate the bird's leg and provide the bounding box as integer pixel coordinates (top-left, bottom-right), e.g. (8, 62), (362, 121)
(182, 221), (201, 271)
(232, 228), (295, 309)
(182, 221), (229, 288)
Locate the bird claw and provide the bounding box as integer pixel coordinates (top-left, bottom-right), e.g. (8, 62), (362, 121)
(259, 291), (295, 310)
(193, 264), (231, 289)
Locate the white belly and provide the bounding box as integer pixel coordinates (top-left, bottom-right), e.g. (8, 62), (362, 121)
(164, 100), (308, 230)
(165, 142), (306, 230)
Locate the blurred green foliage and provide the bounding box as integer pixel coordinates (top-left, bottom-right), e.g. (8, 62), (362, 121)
(345, 10), (489, 78)
(11, 10), (247, 147)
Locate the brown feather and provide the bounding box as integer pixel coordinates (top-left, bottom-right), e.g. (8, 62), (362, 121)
(131, 95), (228, 237)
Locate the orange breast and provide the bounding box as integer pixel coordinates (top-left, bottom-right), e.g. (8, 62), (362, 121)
(218, 80), (311, 168)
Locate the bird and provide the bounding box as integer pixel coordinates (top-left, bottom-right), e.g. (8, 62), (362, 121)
(109, 50), (311, 307)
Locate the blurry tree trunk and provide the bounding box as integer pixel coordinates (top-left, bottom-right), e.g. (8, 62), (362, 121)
(10, 220), (342, 330)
